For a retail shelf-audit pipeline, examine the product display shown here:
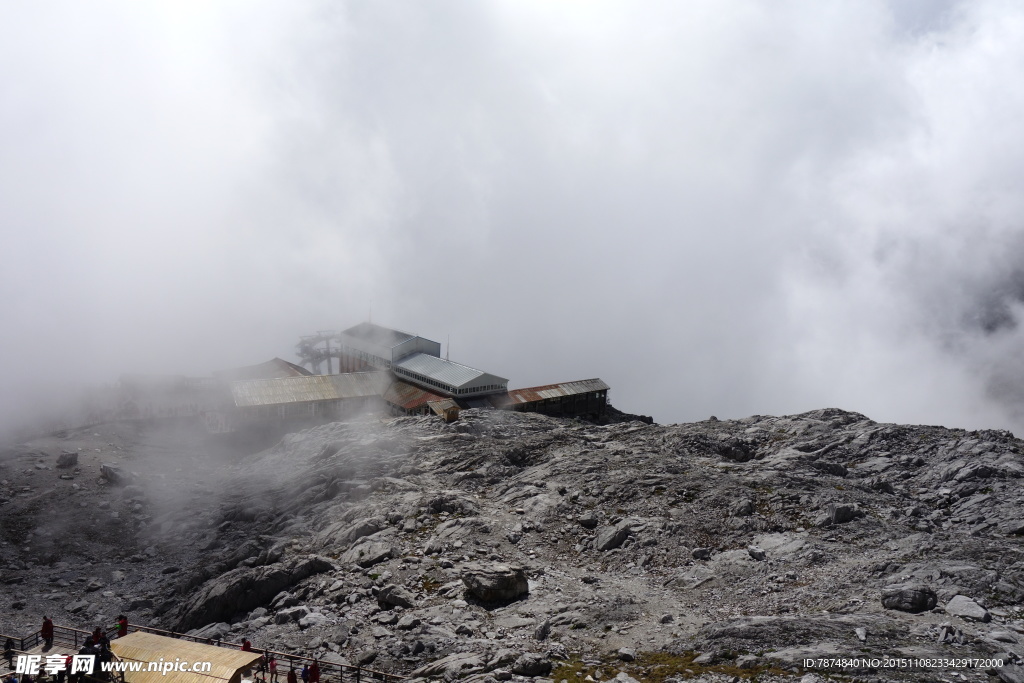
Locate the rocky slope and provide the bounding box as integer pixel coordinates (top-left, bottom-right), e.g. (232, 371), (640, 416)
(3, 407), (1024, 683)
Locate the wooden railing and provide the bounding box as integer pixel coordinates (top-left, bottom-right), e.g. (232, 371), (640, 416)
(2, 623), (403, 683)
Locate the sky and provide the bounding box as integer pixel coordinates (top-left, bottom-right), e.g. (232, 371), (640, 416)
(3, 0), (1024, 433)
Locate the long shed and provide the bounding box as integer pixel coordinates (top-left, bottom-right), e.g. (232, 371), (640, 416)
(109, 632), (261, 683)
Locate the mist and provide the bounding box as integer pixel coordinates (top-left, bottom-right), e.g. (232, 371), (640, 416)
(3, 0), (1024, 435)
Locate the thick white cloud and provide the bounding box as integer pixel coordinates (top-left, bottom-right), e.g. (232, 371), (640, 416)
(2, 0), (1024, 433)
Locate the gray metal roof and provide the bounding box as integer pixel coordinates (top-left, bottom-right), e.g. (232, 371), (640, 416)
(506, 378), (609, 404)
(394, 353), (507, 388)
(341, 322), (416, 348)
(230, 371), (392, 407)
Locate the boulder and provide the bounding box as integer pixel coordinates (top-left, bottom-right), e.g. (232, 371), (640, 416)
(326, 517), (385, 547)
(461, 563), (529, 603)
(578, 511), (599, 529)
(396, 615), (420, 630)
(298, 612), (329, 629)
(595, 522), (631, 551)
(56, 452), (78, 468)
(409, 652), (483, 679)
(340, 540), (393, 568)
(881, 584), (937, 613)
(511, 653), (552, 677)
(100, 463), (130, 485)
(828, 503), (860, 524)
(747, 546), (766, 561)
(188, 622), (231, 640)
(377, 584), (418, 609)
(945, 595), (991, 622)
(275, 605), (310, 624)
(173, 555), (333, 630)
(732, 499), (755, 517)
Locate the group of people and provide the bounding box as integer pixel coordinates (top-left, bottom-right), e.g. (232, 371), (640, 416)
(2, 615), (131, 683)
(245, 642), (320, 683)
(4, 617), (328, 683)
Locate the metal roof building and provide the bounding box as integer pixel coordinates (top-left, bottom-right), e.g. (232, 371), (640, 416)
(230, 371), (392, 407)
(504, 378), (609, 404)
(494, 378), (609, 419)
(393, 353), (509, 397)
(339, 322), (442, 369)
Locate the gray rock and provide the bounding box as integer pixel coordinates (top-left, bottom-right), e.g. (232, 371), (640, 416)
(188, 622), (231, 640)
(511, 653), (552, 677)
(828, 503), (859, 524)
(377, 584), (418, 609)
(732, 499), (754, 517)
(173, 555), (333, 630)
(810, 461), (848, 477)
(534, 620), (552, 641)
(998, 664), (1024, 683)
(126, 597), (152, 610)
(692, 548), (711, 560)
(410, 652), (483, 678)
(275, 605), (310, 624)
(66, 600), (89, 613)
(747, 546), (766, 561)
(945, 595), (991, 622)
(100, 463), (129, 485)
(333, 518), (385, 546)
(298, 612), (328, 629)
(340, 540), (393, 568)
(56, 452), (78, 468)
(617, 647), (636, 662)
(595, 522), (631, 551)
(461, 563), (529, 603)
(578, 511), (599, 529)
(736, 654), (759, 669)
(395, 615), (420, 630)
(881, 584), (937, 613)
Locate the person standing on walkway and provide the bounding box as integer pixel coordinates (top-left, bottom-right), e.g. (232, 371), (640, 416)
(3, 638), (15, 668)
(41, 617), (54, 649)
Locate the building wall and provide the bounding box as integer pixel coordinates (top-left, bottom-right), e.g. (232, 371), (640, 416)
(391, 337), (441, 363)
(508, 390), (608, 419)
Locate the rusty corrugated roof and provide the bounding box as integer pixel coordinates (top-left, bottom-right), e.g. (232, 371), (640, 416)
(230, 372), (391, 407)
(505, 378), (609, 404)
(383, 380), (447, 411)
(110, 632), (261, 683)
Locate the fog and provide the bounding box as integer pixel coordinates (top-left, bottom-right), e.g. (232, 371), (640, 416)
(3, 0), (1024, 434)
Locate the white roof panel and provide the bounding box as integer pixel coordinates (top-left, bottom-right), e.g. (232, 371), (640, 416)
(394, 353), (507, 389)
